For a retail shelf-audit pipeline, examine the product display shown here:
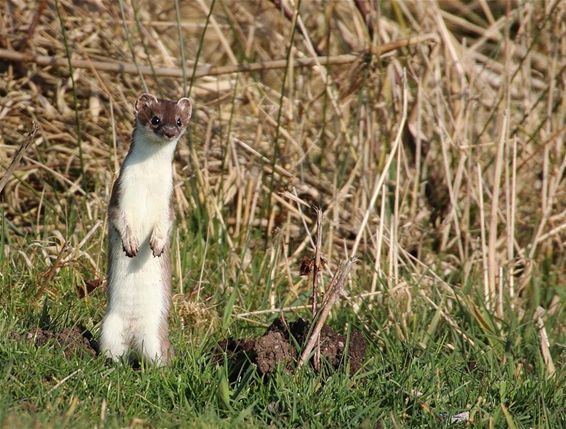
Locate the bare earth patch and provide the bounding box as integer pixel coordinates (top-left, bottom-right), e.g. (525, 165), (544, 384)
(20, 327), (97, 358)
(215, 318), (366, 376)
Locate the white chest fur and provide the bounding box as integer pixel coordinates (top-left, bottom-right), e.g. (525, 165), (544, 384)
(119, 129), (177, 240)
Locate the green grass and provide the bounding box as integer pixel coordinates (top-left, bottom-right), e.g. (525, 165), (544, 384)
(1, 228), (564, 428)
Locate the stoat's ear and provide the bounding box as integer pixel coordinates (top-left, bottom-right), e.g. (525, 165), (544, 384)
(135, 93), (158, 113)
(177, 97), (192, 120)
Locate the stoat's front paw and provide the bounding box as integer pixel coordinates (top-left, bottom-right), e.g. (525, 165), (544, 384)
(150, 232), (167, 258)
(122, 234), (139, 258)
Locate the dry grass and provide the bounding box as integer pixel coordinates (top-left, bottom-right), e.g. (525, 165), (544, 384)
(1, 0), (565, 373)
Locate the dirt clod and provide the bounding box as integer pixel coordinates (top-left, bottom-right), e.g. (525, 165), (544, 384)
(348, 328), (367, 373)
(25, 326), (97, 357)
(255, 331), (296, 374)
(214, 317), (366, 376)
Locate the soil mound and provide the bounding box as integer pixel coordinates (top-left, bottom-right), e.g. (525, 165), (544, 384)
(215, 317), (366, 377)
(22, 326), (97, 358)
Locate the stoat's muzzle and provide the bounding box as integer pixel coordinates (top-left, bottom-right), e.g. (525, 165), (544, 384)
(159, 125), (178, 140)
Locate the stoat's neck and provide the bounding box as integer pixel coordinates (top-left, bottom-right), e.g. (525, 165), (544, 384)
(125, 127), (179, 168)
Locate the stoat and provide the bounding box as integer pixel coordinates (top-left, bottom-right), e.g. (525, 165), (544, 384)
(100, 93), (192, 366)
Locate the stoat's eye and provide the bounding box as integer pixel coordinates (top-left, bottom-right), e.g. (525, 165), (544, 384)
(151, 116), (160, 126)
(176, 118), (182, 127)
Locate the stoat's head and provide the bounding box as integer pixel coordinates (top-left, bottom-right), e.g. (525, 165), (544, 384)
(134, 93), (192, 143)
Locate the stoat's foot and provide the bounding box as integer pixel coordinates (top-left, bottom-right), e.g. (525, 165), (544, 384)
(122, 233), (139, 258)
(150, 234), (166, 257)
(100, 313), (128, 361)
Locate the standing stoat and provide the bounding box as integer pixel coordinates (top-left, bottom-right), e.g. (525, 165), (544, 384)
(100, 93), (192, 366)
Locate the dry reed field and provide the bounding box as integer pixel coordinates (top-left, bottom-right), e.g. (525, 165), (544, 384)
(1, 0), (565, 427)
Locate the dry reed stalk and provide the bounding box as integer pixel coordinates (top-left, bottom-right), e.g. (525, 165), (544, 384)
(175, 228), (183, 294)
(235, 304), (311, 318)
(351, 69), (408, 258)
(352, 0), (375, 39)
(195, 0), (237, 65)
(488, 112), (508, 319)
(0, 47), (356, 77)
(234, 138), (294, 180)
(293, 10), (351, 146)
(195, 230), (210, 300)
(506, 137), (518, 304)
(298, 258), (356, 369)
(236, 288), (390, 320)
(268, 0), (323, 56)
(478, 0), (496, 25)
(311, 208), (323, 369)
(0, 122), (38, 194)
(0, 34), (436, 79)
(268, 241), (277, 310)
(391, 138), (401, 291)
(476, 165), (490, 308)
(437, 124), (465, 261)
(534, 306), (556, 376)
(311, 208), (322, 317)
(369, 189), (386, 295)
(64, 17), (221, 30)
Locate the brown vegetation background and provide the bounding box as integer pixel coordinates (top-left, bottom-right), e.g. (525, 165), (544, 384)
(0, 0), (564, 363)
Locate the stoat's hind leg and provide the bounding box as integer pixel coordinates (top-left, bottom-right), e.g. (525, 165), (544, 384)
(136, 317), (171, 367)
(100, 313), (129, 361)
